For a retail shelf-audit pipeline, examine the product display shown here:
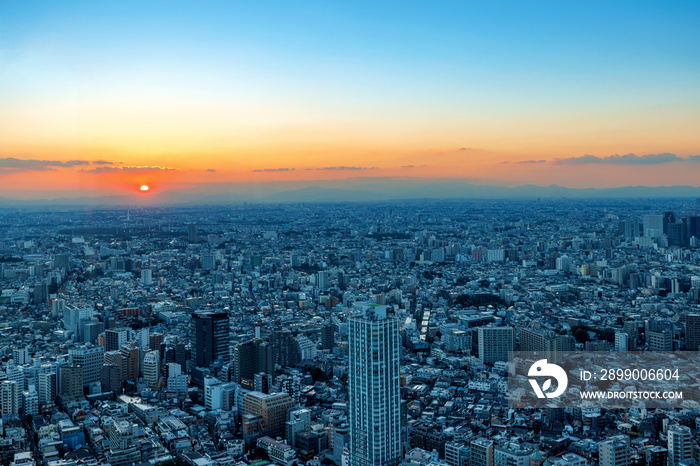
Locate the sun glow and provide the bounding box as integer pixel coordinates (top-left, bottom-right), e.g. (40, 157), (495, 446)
(140, 185), (149, 191)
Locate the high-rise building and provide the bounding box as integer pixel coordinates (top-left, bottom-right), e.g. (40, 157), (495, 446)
(667, 425), (693, 466)
(643, 214), (664, 238)
(615, 333), (629, 351)
(233, 338), (274, 383)
(22, 387), (39, 417)
(243, 391), (294, 438)
(599, 436), (630, 466)
(477, 327), (515, 364)
(188, 224), (198, 243)
(12, 347), (29, 365)
(63, 305), (93, 340)
(140, 269), (153, 285)
(321, 321), (335, 350)
(60, 365), (84, 400)
(101, 364), (121, 395)
(647, 330), (673, 351)
(119, 344), (139, 381)
(349, 305), (401, 466)
(192, 311), (230, 368)
(68, 345), (105, 386)
(519, 327), (562, 363)
(142, 350), (160, 389)
(149, 332), (165, 352)
(0, 381), (19, 418)
(685, 314), (700, 351)
(254, 372), (272, 394)
(105, 328), (129, 352)
(270, 329), (300, 368)
(38, 372), (57, 408)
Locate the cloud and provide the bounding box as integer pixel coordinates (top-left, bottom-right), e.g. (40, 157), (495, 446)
(516, 159), (546, 164)
(315, 166), (378, 171)
(92, 160), (113, 165)
(0, 157), (90, 171)
(206, 168), (216, 172)
(82, 166), (176, 174)
(402, 165), (415, 168)
(553, 153), (699, 165)
(252, 168), (295, 172)
(459, 147), (472, 151)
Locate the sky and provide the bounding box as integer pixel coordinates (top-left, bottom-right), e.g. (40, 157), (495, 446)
(1, 1), (699, 199)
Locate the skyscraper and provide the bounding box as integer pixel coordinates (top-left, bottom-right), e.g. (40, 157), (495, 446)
(349, 305), (401, 466)
(192, 311), (230, 368)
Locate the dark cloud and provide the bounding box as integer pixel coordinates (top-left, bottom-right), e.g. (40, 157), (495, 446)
(316, 166), (378, 171)
(252, 168), (295, 172)
(206, 169), (216, 172)
(517, 159), (546, 164)
(553, 153), (697, 165)
(500, 161), (510, 164)
(0, 157), (90, 170)
(92, 160), (113, 165)
(82, 166), (176, 174)
(459, 147), (472, 151)
(402, 165), (415, 168)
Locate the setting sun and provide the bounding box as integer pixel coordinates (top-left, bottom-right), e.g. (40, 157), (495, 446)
(140, 185), (149, 191)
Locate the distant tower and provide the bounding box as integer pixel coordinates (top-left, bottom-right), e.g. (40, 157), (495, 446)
(349, 306), (401, 466)
(188, 224), (198, 243)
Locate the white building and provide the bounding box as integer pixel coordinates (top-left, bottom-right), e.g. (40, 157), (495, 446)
(599, 435), (630, 466)
(349, 305), (401, 466)
(668, 425), (693, 466)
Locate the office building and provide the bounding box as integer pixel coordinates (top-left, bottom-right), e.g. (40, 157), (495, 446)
(349, 305), (401, 466)
(105, 328), (129, 352)
(321, 321), (335, 350)
(243, 391), (294, 438)
(232, 338), (274, 383)
(270, 329), (301, 368)
(60, 365), (84, 400)
(68, 345), (105, 385)
(192, 311), (230, 368)
(686, 314), (700, 351)
(143, 350), (160, 389)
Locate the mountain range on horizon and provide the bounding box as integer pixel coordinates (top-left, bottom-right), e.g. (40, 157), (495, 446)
(3, 179), (700, 207)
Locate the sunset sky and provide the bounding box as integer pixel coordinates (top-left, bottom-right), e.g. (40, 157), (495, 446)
(1, 1), (699, 199)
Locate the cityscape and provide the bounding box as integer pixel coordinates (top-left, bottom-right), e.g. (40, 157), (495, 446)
(2, 1), (700, 466)
(0, 198), (699, 466)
